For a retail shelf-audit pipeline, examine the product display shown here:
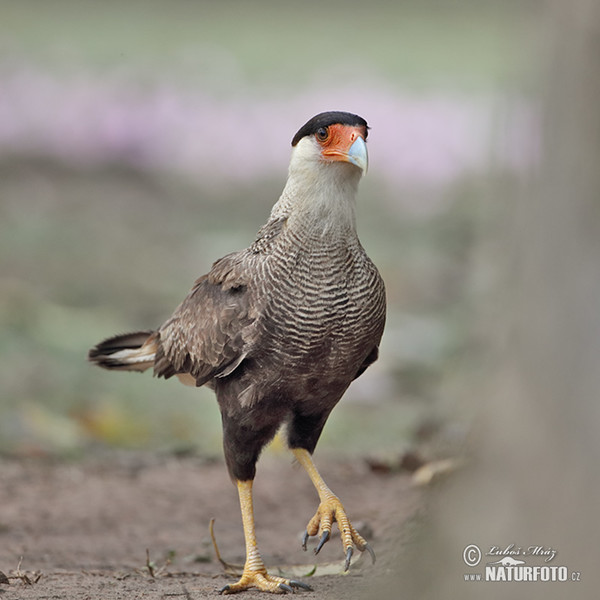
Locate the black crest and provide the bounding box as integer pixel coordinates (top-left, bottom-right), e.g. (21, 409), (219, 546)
(291, 111), (368, 146)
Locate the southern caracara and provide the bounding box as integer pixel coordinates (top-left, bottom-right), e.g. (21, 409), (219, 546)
(88, 111), (386, 594)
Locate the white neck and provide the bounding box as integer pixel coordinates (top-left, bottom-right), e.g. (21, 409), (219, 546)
(269, 139), (362, 237)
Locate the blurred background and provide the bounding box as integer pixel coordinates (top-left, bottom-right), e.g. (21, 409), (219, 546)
(0, 0), (542, 457)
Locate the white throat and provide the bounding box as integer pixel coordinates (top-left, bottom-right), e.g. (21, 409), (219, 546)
(269, 138), (363, 237)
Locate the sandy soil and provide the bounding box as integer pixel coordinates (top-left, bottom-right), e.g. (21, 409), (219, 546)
(0, 451), (420, 599)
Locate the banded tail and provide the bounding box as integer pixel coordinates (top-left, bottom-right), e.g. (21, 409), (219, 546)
(88, 331), (157, 372)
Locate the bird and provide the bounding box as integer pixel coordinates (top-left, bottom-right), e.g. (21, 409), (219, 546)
(88, 111), (386, 594)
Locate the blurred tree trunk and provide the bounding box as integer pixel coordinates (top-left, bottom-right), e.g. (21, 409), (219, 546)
(366, 1), (600, 598)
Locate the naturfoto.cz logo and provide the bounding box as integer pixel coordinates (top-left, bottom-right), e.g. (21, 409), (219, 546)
(462, 544), (582, 583)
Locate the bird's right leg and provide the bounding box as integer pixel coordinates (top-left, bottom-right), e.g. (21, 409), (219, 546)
(219, 479), (311, 595)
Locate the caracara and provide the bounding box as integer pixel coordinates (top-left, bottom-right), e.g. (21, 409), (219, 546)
(89, 111), (386, 594)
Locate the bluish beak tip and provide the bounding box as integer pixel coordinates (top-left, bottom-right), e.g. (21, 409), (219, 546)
(347, 136), (368, 174)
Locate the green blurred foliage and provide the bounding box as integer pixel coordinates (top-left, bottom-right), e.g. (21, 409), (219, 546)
(0, 0), (539, 90)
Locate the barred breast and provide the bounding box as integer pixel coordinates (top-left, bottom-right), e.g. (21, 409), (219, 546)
(240, 218), (386, 409)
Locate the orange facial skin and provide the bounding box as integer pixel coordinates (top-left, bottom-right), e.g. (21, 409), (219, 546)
(316, 124), (368, 163)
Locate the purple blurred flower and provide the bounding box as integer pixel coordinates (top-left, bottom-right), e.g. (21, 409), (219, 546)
(0, 65), (539, 199)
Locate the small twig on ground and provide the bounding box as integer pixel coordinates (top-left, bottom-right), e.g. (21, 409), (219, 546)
(209, 518), (243, 576)
(8, 556), (42, 585)
(15, 556), (31, 585)
(146, 548), (156, 578)
(145, 548), (172, 579)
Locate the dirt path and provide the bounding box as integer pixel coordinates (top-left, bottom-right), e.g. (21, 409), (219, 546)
(0, 451), (419, 599)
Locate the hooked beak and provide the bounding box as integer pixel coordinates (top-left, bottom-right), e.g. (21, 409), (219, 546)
(320, 125), (369, 175)
(346, 135), (368, 174)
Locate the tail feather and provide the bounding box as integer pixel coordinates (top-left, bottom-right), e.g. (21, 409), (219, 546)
(88, 330), (158, 372)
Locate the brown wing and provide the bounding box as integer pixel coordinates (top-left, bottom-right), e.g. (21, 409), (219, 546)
(154, 251), (259, 386)
(353, 345), (379, 380)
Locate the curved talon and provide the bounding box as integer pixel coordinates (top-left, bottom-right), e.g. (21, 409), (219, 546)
(365, 542), (376, 565)
(218, 584), (230, 595)
(301, 530), (309, 551)
(302, 498), (376, 572)
(314, 530), (330, 555)
(344, 547), (353, 571)
(291, 580), (313, 591)
(278, 583), (293, 593)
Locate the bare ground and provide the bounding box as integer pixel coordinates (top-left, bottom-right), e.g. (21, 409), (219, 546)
(0, 451), (421, 599)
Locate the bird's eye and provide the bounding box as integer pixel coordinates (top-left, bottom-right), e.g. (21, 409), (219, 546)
(315, 127), (329, 142)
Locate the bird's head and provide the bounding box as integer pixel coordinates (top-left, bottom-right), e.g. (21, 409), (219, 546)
(272, 112), (369, 232)
(290, 111), (369, 177)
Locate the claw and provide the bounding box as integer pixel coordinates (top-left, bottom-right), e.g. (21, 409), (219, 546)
(278, 583), (294, 593)
(301, 530), (309, 551)
(218, 584), (230, 595)
(344, 546), (353, 571)
(314, 530), (330, 555)
(365, 542), (376, 565)
(290, 580), (313, 591)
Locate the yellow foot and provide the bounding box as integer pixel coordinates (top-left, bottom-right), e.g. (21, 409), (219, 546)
(219, 569), (312, 595)
(302, 495), (376, 571)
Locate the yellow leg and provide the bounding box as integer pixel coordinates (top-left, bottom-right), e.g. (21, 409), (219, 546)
(292, 448), (375, 571)
(219, 480), (312, 595)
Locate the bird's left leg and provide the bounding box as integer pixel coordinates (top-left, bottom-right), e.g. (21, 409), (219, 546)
(292, 448), (376, 570)
(219, 479), (312, 594)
